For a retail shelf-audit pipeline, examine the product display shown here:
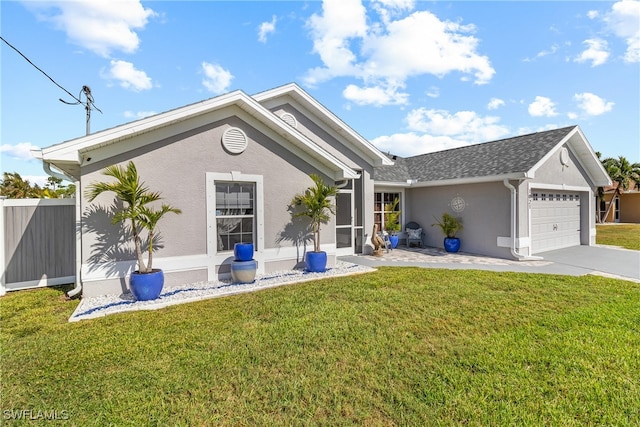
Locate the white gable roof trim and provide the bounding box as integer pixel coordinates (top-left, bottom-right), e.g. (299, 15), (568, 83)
(528, 126), (611, 187)
(253, 83), (394, 167)
(37, 89), (360, 181)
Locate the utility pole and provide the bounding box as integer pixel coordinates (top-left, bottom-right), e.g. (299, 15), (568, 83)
(60, 85), (102, 136)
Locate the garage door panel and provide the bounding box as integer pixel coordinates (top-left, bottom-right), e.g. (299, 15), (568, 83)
(531, 191), (581, 253)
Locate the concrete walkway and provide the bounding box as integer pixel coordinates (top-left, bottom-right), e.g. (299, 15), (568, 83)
(340, 245), (640, 283)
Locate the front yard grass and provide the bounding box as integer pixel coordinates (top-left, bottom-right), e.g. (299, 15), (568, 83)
(1, 268), (639, 425)
(597, 223), (640, 250)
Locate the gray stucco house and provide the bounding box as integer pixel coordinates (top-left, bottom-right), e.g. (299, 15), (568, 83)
(374, 125), (611, 259)
(35, 84), (610, 298)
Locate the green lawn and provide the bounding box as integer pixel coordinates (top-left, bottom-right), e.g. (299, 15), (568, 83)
(2, 268), (639, 425)
(597, 223), (640, 250)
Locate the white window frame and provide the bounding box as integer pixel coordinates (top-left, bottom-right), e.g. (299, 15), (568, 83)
(206, 172), (264, 280)
(374, 191), (402, 232)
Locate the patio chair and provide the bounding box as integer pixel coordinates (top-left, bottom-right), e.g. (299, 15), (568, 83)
(405, 221), (424, 248)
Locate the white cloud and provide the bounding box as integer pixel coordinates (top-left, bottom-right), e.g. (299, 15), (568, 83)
(587, 10), (600, 19)
(605, 0), (640, 63)
(574, 92), (614, 116)
(201, 62), (234, 94)
(371, 0), (415, 25)
(305, 0), (368, 85)
(103, 60), (153, 91)
(575, 38), (610, 66)
(258, 15), (277, 43)
(533, 43), (559, 60)
(304, 0), (495, 105)
(124, 110), (157, 120)
(24, 175), (49, 188)
(528, 96), (558, 117)
(371, 107), (510, 156)
(406, 108), (509, 140)
(426, 86), (439, 98)
(0, 142), (40, 161)
(343, 83), (409, 106)
(487, 98), (505, 110)
(25, 0), (156, 57)
(372, 132), (469, 157)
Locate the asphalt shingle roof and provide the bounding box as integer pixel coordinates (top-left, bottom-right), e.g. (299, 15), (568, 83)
(374, 126), (576, 183)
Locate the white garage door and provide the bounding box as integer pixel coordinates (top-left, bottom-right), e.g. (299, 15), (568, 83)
(531, 191), (581, 253)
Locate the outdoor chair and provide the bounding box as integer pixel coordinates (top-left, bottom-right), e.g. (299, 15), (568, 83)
(405, 221), (424, 248)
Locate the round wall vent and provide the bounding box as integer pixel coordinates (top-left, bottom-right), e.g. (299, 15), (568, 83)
(280, 112), (297, 128)
(221, 127), (248, 154)
(560, 147), (570, 166)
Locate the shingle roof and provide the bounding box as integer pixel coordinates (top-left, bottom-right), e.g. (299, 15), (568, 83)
(374, 126), (576, 183)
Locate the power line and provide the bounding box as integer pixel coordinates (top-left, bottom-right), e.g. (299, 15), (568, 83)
(1, 35), (102, 134)
(1, 35), (83, 104)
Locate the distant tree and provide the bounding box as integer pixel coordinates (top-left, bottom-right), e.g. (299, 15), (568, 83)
(0, 172), (75, 199)
(42, 176), (76, 198)
(0, 172), (42, 198)
(601, 156), (640, 222)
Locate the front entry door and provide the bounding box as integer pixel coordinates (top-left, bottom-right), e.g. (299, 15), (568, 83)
(335, 189), (354, 256)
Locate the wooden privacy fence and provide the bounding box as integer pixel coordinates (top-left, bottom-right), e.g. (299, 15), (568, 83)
(1, 198), (76, 295)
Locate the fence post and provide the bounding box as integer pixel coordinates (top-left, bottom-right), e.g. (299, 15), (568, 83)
(0, 196), (6, 296)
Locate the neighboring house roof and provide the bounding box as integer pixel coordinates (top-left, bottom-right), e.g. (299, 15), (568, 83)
(375, 125), (611, 187)
(604, 180), (640, 193)
(33, 86), (385, 181)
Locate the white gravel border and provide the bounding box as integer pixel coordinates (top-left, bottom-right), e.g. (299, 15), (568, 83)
(70, 261), (375, 322)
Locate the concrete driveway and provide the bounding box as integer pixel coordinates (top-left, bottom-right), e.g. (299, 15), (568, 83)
(536, 245), (640, 282)
(340, 245), (640, 283)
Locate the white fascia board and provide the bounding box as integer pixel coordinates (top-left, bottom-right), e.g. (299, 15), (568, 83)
(236, 102), (360, 180)
(527, 126), (577, 177)
(253, 84), (393, 167)
(373, 181), (411, 188)
(570, 127), (611, 187)
(527, 126), (611, 188)
(39, 89), (358, 180)
(403, 173), (528, 188)
(40, 90), (247, 163)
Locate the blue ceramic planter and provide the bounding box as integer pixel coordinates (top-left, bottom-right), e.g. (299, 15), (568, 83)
(234, 243), (254, 262)
(231, 260), (257, 283)
(130, 269), (164, 301)
(444, 237), (461, 253)
(389, 235), (399, 249)
(306, 251), (327, 272)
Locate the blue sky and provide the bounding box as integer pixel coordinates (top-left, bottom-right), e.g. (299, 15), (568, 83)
(2, 0), (639, 186)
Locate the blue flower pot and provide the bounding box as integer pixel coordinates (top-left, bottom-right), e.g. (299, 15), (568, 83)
(389, 235), (399, 249)
(306, 251), (327, 273)
(231, 260), (257, 283)
(130, 269), (164, 301)
(444, 237), (461, 253)
(234, 243), (254, 261)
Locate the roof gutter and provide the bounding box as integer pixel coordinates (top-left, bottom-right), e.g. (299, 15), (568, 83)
(503, 179), (542, 261)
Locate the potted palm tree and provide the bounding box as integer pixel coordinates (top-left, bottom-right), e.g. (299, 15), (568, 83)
(291, 174), (338, 272)
(384, 197), (401, 248)
(86, 161), (181, 300)
(432, 212), (463, 253)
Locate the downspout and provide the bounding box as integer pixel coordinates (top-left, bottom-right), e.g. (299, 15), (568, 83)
(42, 161), (83, 299)
(503, 179), (542, 261)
